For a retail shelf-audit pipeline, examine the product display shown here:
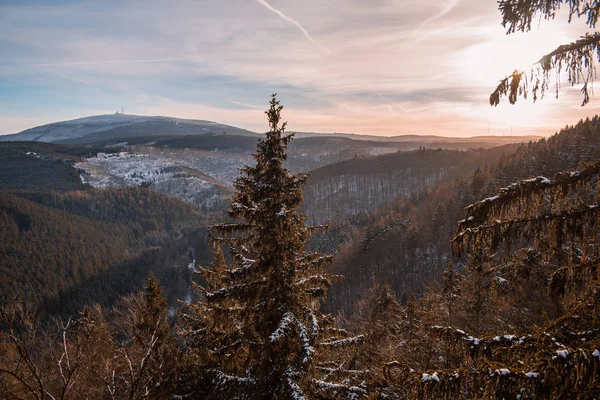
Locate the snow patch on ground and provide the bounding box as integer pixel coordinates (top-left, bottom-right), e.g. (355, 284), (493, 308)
(76, 150), (239, 209)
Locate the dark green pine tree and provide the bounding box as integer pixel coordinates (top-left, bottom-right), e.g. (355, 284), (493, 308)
(185, 95), (367, 399)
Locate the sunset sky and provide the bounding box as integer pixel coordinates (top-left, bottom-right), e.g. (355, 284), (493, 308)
(1, 0), (599, 137)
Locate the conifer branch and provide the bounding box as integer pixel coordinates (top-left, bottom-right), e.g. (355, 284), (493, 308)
(491, 32), (600, 106)
(499, 0), (600, 33)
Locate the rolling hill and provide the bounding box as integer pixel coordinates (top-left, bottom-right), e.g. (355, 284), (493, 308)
(1, 113), (540, 151)
(0, 114), (258, 143)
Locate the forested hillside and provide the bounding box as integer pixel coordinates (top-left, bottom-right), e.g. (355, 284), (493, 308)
(347, 158), (600, 397)
(1, 98), (599, 398)
(65, 129), (537, 175)
(7, 0), (600, 394)
(0, 141), (225, 316)
(0, 142), (98, 191)
(326, 116), (600, 315)
(302, 145), (520, 223)
(0, 187), (216, 316)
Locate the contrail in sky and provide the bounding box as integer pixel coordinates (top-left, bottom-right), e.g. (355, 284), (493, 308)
(421, 0), (460, 27)
(227, 99), (263, 109)
(407, 0), (460, 42)
(254, 0), (330, 53)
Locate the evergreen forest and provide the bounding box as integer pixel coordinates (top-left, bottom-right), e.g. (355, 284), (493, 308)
(4, 0), (600, 398)
(1, 95), (600, 399)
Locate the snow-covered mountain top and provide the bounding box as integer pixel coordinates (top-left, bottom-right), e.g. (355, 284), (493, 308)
(0, 114), (257, 143)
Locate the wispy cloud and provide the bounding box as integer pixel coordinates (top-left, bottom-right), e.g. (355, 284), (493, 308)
(227, 99), (263, 109)
(27, 58), (184, 67)
(0, 0), (596, 137)
(410, 0), (462, 41)
(424, 0), (461, 26)
(254, 0), (330, 53)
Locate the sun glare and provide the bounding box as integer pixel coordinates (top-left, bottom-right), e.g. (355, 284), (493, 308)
(446, 22), (582, 134)
(456, 25), (573, 87)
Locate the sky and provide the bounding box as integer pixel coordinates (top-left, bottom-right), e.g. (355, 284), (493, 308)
(0, 0), (599, 137)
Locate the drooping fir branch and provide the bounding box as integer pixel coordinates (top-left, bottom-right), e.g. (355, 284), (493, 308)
(310, 379), (368, 399)
(490, 32), (600, 106)
(382, 311), (600, 397)
(384, 347), (600, 399)
(429, 159), (600, 397)
(452, 161), (600, 257)
(498, 0), (600, 34)
(452, 202), (600, 257)
(384, 322), (600, 398)
(491, 0), (600, 105)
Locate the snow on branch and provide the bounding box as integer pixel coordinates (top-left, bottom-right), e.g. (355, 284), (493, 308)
(297, 254), (334, 272)
(318, 335), (365, 348)
(295, 274), (335, 287)
(297, 319), (314, 365)
(389, 345), (600, 391)
(463, 176), (551, 221)
(276, 206), (288, 217)
(269, 313), (314, 365)
(561, 327), (600, 341)
(421, 372), (440, 382)
(203, 305), (247, 314)
(461, 162), (600, 230)
(453, 202), (600, 254)
(212, 370), (256, 388)
(204, 280), (266, 301)
(270, 312), (295, 343)
(286, 371), (306, 400)
(429, 326), (482, 347)
(309, 312), (318, 339)
(315, 364), (370, 376)
(230, 201), (258, 214)
(229, 255), (256, 278)
(452, 163), (600, 257)
(311, 379), (368, 398)
(490, 334), (530, 346)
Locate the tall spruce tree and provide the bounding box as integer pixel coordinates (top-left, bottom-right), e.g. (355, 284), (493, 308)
(183, 95), (367, 399)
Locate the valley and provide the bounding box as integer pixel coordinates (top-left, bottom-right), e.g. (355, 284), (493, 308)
(0, 115), (539, 319)
(5, 0), (600, 396)
(4, 114), (538, 221)
(1, 112), (599, 399)
(4, 0), (600, 395)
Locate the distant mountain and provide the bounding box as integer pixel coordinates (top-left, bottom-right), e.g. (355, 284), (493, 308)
(1, 113), (541, 148)
(0, 114), (258, 143)
(387, 134), (542, 144)
(294, 131), (542, 144)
